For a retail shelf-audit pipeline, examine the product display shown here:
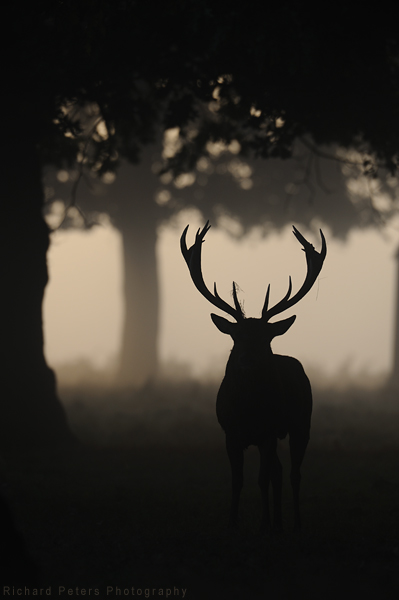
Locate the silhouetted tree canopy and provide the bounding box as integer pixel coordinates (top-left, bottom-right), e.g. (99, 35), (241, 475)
(11, 1), (399, 179)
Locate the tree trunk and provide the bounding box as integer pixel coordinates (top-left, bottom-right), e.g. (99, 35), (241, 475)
(111, 153), (161, 388)
(117, 210), (159, 388)
(1, 113), (74, 449)
(391, 246), (399, 385)
(44, 147), (163, 389)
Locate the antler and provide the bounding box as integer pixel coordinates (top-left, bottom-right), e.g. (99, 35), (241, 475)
(262, 226), (327, 321)
(180, 220), (244, 321)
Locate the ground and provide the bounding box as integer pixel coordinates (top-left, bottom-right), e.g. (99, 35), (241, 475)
(1, 380), (399, 599)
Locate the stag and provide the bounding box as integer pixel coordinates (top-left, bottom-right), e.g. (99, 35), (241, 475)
(180, 221), (326, 531)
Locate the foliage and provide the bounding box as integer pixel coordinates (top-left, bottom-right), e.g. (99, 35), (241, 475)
(7, 1), (399, 241)
(10, 2), (399, 174)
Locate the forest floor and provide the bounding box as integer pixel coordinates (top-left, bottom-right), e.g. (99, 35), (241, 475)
(1, 379), (399, 599)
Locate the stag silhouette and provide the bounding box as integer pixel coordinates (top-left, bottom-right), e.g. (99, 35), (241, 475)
(181, 221), (326, 531)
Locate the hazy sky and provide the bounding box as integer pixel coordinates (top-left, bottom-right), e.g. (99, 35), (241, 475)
(43, 210), (399, 381)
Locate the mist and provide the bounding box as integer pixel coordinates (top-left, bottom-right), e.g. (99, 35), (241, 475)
(44, 212), (398, 387)
(5, 4), (399, 596)
(7, 149), (399, 600)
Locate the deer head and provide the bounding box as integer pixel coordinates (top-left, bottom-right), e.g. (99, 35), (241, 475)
(181, 221), (326, 364)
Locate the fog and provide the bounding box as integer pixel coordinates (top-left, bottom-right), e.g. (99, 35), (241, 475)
(43, 210), (399, 386)
(21, 203), (399, 598)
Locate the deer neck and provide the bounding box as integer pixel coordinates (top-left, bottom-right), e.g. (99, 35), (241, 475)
(227, 344), (274, 373)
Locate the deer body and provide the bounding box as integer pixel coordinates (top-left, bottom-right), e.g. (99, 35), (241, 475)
(180, 222), (325, 531)
(217, 342), (312, 530)
(216, 348), (312, 448)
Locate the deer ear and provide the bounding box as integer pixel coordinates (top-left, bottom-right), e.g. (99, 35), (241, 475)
(268, 315), (296, 339)
(211, 313), (236, 336)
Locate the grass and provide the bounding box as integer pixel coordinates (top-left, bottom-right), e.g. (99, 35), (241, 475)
(1, 379), (399, 599)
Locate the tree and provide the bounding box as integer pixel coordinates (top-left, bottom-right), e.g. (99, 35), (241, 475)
(5, 0), (399, 445)
(2, 109), (74, 448)
(45, 134), (397, 388)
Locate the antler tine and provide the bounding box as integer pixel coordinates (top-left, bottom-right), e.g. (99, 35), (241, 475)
(262, 227), (326, 322)
(262, 277), (292, 319)
(262, 284), (271, 316)
(180, 221), (244, 321)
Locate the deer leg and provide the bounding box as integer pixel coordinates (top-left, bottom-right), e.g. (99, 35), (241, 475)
(226, 435), (243, 528)
(258, 439), (277, 531)
(289, 433), (309, 531)
(271, 452), (283, 531)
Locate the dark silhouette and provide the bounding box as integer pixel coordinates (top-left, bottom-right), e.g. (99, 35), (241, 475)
(0, 495), (40, 586)
(2, 113), (74, 449)
(181, 221), (326, 530)
(6, 2), (399, 441)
